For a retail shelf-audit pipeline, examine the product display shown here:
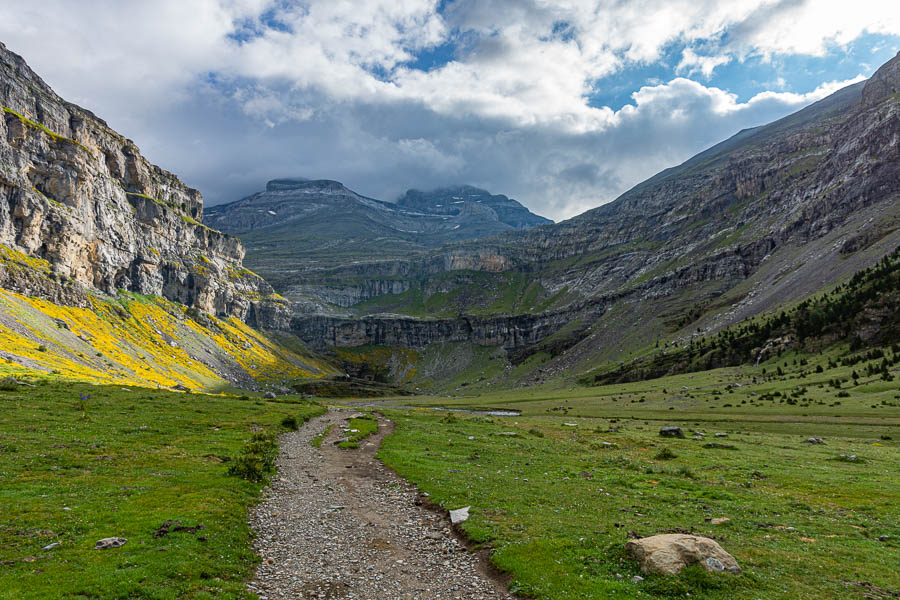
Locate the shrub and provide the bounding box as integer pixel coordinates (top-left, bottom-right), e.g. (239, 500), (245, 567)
(0, 377), (20, 391)
(228, 431), (278, 482)
(281, 415), (299, 431)
(655, 447), (678, 460)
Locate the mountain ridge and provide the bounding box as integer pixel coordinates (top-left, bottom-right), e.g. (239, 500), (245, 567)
(205, 177), (551, 289)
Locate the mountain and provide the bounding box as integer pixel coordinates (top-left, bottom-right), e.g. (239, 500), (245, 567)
(394, 185), (551, 230)
(284, 52), (900, 390)
(0, 41), (332, 389)
(204, 179), (551, 289)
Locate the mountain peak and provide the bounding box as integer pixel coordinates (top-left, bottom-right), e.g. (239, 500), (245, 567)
(861, 50), (900, 108)
(395, 185), (552, 228)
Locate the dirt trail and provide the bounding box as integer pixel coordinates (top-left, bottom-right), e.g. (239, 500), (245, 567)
(248, 408), (513, 599)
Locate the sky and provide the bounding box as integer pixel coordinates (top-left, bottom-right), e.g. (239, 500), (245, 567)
(1, 1), (898, 222)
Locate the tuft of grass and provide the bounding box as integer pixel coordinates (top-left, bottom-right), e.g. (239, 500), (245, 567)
(338, 415), (378, 449)
(654, 447), (678, 460)
(310, 423), (334, 448)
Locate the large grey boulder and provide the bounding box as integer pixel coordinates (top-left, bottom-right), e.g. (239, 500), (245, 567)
(625, 534), (740, 575)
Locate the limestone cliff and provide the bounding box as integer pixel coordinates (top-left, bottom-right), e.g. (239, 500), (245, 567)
(0, 41), (280, 320)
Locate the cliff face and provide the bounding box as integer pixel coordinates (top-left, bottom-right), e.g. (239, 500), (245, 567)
(290, 309), (580, 351)
(0, 42), (278, 320)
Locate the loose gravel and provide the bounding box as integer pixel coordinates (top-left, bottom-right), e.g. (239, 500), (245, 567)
(248, 408), (513, 599)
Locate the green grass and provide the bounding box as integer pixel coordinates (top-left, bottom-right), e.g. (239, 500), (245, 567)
(338, 415), (378, 449)
(373, 343), (900, 599)
(310, 424), (334, 448)
(0, 380), (324, 599)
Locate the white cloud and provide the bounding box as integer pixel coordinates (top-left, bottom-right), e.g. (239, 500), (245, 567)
(677, 49), (732, 77)
(0, 0), (895, 222)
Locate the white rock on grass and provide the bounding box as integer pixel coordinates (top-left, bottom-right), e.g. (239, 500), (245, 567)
(94, 537), (127, 550)
(449, 506), (471, 524)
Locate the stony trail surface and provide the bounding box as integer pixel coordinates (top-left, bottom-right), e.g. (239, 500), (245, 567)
(248, 408), (513, 599)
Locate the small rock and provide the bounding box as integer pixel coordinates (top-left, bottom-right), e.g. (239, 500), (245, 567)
(264, 391), (277, 399)
(94, 537), (127, 550)
(710, 517), (730, 525)
(632, 575), (644, 583)
(172, 384), (190, 392)
(705, 557), (725, 571)
(878, 535), (890, 542)
(42, 542), (60, 551)
(659, 427), (684, 438)
(804, 437), (825, 444)
(449, 506), (470, 524)
(563, 423), (578, 427)
(715, 433), (728, 438)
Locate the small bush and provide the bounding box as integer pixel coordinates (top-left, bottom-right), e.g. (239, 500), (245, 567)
(677, 465), (697, 479)
(228, 431), (278, 482)
(281, 415), (299, 431)
(37, 345), (47, 352)
(528, 428), (545, 437)
(655, 447), (678, 460)
(0, 377), (20, 391)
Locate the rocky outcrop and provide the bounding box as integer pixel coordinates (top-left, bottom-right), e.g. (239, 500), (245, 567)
(861, 51), (900, 108)
(0, 41), (281, 321)
(395, 185), (551, 230)
(290, 309), (579, 350)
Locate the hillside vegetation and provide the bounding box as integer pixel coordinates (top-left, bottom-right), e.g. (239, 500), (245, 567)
(584, 246), (900, 386)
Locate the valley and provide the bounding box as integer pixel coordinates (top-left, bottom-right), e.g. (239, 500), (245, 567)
(0, 27), (898, 600)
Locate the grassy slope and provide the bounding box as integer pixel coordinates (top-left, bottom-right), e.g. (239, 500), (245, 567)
(353, 269), (567, 318)
(0, 380), (324, 599)
(375, 343), (900, 599)
(0, 287), (337, 391)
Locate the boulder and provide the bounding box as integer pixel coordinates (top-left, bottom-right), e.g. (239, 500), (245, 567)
(625, 534), (740, 575)
(264, 391), (277, 399)
(659, 426), (684, 438)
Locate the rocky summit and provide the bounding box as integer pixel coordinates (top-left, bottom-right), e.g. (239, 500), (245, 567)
(205, 178), (551, 289)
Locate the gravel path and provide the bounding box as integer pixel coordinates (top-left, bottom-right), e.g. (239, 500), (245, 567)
(248, 408), (513, 599)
